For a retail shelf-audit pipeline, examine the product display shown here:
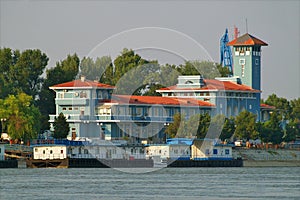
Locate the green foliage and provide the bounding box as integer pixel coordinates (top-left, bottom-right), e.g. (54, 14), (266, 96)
(0, 48), (48, 99)
(166, 113), (212, 139)
(53, 113), (70, 139)
(0, 92), (41, 140)
(196, 113), (211, 138)
(80, 56), (113, 83)
(265, 94), (292, 118)
(234, 110), (258, 140)
(176, 61), (230, 78)
(165, 113), (184, 138)
(220, 117), (236, 141)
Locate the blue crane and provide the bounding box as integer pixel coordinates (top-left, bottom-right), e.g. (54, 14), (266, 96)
(220, 28), (233, 73)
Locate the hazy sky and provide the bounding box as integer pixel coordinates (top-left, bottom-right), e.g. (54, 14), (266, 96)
(1, 0), (299, 100)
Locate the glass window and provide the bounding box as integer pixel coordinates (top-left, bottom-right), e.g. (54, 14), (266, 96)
(225, 149), (230, 155)
(213, 149), (218, 155)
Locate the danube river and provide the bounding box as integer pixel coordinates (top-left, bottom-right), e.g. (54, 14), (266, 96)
(1, 167), (299, 200)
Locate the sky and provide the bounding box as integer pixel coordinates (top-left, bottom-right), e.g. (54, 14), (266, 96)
(0, 0), (299, 100)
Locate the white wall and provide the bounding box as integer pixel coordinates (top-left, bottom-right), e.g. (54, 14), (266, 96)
(33, 146), (67, 160)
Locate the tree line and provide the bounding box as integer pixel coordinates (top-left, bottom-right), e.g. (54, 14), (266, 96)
(0, 47), (299, 143)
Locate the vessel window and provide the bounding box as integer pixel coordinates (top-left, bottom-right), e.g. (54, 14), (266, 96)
(213, 149), (218, 155)
(205, 149), (209, 155)
(225, 149), (230, 155)
(84, 149), (88, 154)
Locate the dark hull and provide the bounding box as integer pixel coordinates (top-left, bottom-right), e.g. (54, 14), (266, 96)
(26, 159), (68, 168)
(69, 158), (154, 168)
(167, 158), (243, 167)
(0, 160), (18, 168)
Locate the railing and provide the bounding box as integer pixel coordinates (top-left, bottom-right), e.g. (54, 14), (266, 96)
(55, 98), (89, 106)
(4, 144), (32, 152)
(68, 153), (146, 159)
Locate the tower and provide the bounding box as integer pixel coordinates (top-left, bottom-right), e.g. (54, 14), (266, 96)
(227, 33), (268, 91)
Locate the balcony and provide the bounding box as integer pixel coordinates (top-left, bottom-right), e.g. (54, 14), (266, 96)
(55, 98), (89, 106)
(49, 114), (173, 123)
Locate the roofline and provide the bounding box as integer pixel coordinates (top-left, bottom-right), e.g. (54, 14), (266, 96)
(156, 89), (260, 93)
(49, 86), (115, 90)
(105, 102), (215, 108)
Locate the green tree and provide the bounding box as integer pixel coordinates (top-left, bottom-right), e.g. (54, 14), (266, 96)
(234, 110), (258, 140)
(220, 117), (236, 141)
(0, 48), (48, 99)
(53, 113), (70, 139)
(165, 113), (184, 138)
(177, 61), (228, 79)
(80, 56), (113, 83)
(260, 111), (283, 144)
(196, 113), (211, 139)
(265, 94), (292, 119)
(0, 92), (41, 141)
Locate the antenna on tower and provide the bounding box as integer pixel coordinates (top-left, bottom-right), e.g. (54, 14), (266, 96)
(245, 18), (248, 33)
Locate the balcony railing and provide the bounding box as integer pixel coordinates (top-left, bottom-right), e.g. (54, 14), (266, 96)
(55, 98), (89, 106)
(50, 114), (173, 123)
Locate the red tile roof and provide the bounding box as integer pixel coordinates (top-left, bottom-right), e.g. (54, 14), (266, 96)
(103, 95), (214, 107)
(157, 79), (260, 92)
(260, 104), (276, 109)
(227, 33), (268, 46)
(50, 79), (115, 89)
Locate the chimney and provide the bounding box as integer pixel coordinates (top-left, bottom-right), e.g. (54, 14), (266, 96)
(80, 75), (86, 82)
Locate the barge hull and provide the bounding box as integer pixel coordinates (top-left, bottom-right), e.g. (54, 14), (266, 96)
(167, 159), (243, 167)
(69, 158), (154, 168)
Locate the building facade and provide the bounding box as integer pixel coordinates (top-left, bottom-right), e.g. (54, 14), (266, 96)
(49, 32), (270, 142)
(49, 76), (214, 141)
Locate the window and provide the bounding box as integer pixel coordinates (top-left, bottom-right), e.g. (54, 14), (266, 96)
(68, 107), (72, 111)
(62, 107), (67, 110)
(205, 149), (210, 155)
(80, 91), (87, 98)
(255, 59), (259, 65)
(43, 150), (45, 154)
(58, 93), (64, 99)
(61, 150), (64, 154)
(225, 149), (230, 155)
(239, 59), (245, 65)
(213, 149), (218, 155)
(50, 150), (53, 154)
(136, 107), (142, 116)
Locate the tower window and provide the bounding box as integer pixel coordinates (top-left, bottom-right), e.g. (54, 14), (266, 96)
(239, 59), (245, 65)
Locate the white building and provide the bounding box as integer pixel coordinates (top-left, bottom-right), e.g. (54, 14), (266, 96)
(145, 144), (191, 161)
(191, 139), (233, 160)
(33, 145), (67, 160)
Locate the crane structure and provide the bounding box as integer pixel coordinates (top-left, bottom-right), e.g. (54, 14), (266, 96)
(220, 28), (233, 73)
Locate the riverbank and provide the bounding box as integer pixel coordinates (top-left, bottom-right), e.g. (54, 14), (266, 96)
(233, 148), (300, 167)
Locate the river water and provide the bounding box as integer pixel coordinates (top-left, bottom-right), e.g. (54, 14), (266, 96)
(0, 167), (299, 200)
